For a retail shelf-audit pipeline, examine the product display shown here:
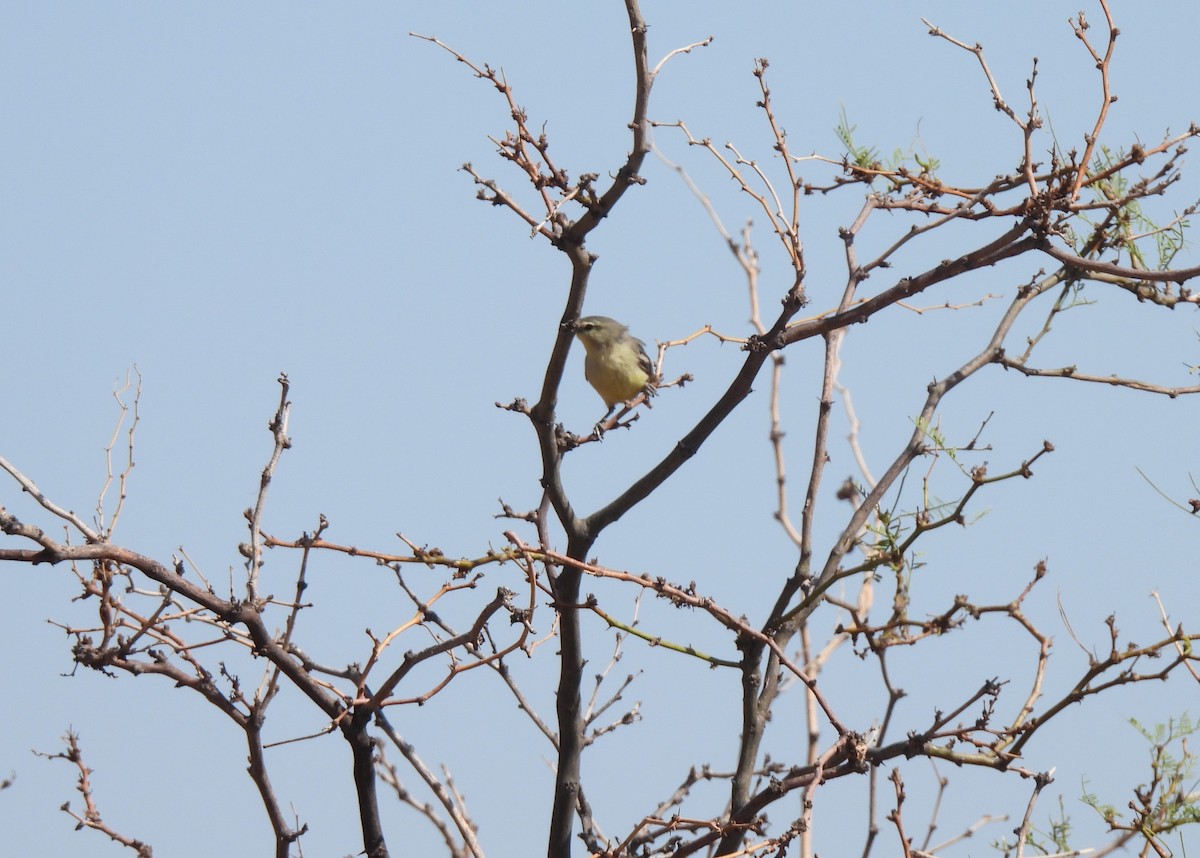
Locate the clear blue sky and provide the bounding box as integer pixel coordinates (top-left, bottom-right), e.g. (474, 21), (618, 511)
(2, 3), (1197, 856)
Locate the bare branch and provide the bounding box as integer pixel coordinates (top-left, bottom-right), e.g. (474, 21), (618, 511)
(37, 732), (154, 857)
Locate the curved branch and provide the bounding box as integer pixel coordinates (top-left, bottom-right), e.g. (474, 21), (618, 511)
(1041, 242), (1200, 289)
(560, 1), (653, 245)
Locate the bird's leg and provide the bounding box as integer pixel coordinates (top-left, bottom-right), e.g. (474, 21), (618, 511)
(597, 401), (649, 437)
(592, 404), (617, 438)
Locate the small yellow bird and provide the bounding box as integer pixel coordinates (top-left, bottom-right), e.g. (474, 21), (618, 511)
(574, 315), (658, 431)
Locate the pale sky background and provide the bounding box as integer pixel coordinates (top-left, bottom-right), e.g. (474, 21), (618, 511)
(2, 3), (1197, 856)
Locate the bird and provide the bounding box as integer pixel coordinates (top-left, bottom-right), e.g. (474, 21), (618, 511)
(573, 315), (659, 433)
